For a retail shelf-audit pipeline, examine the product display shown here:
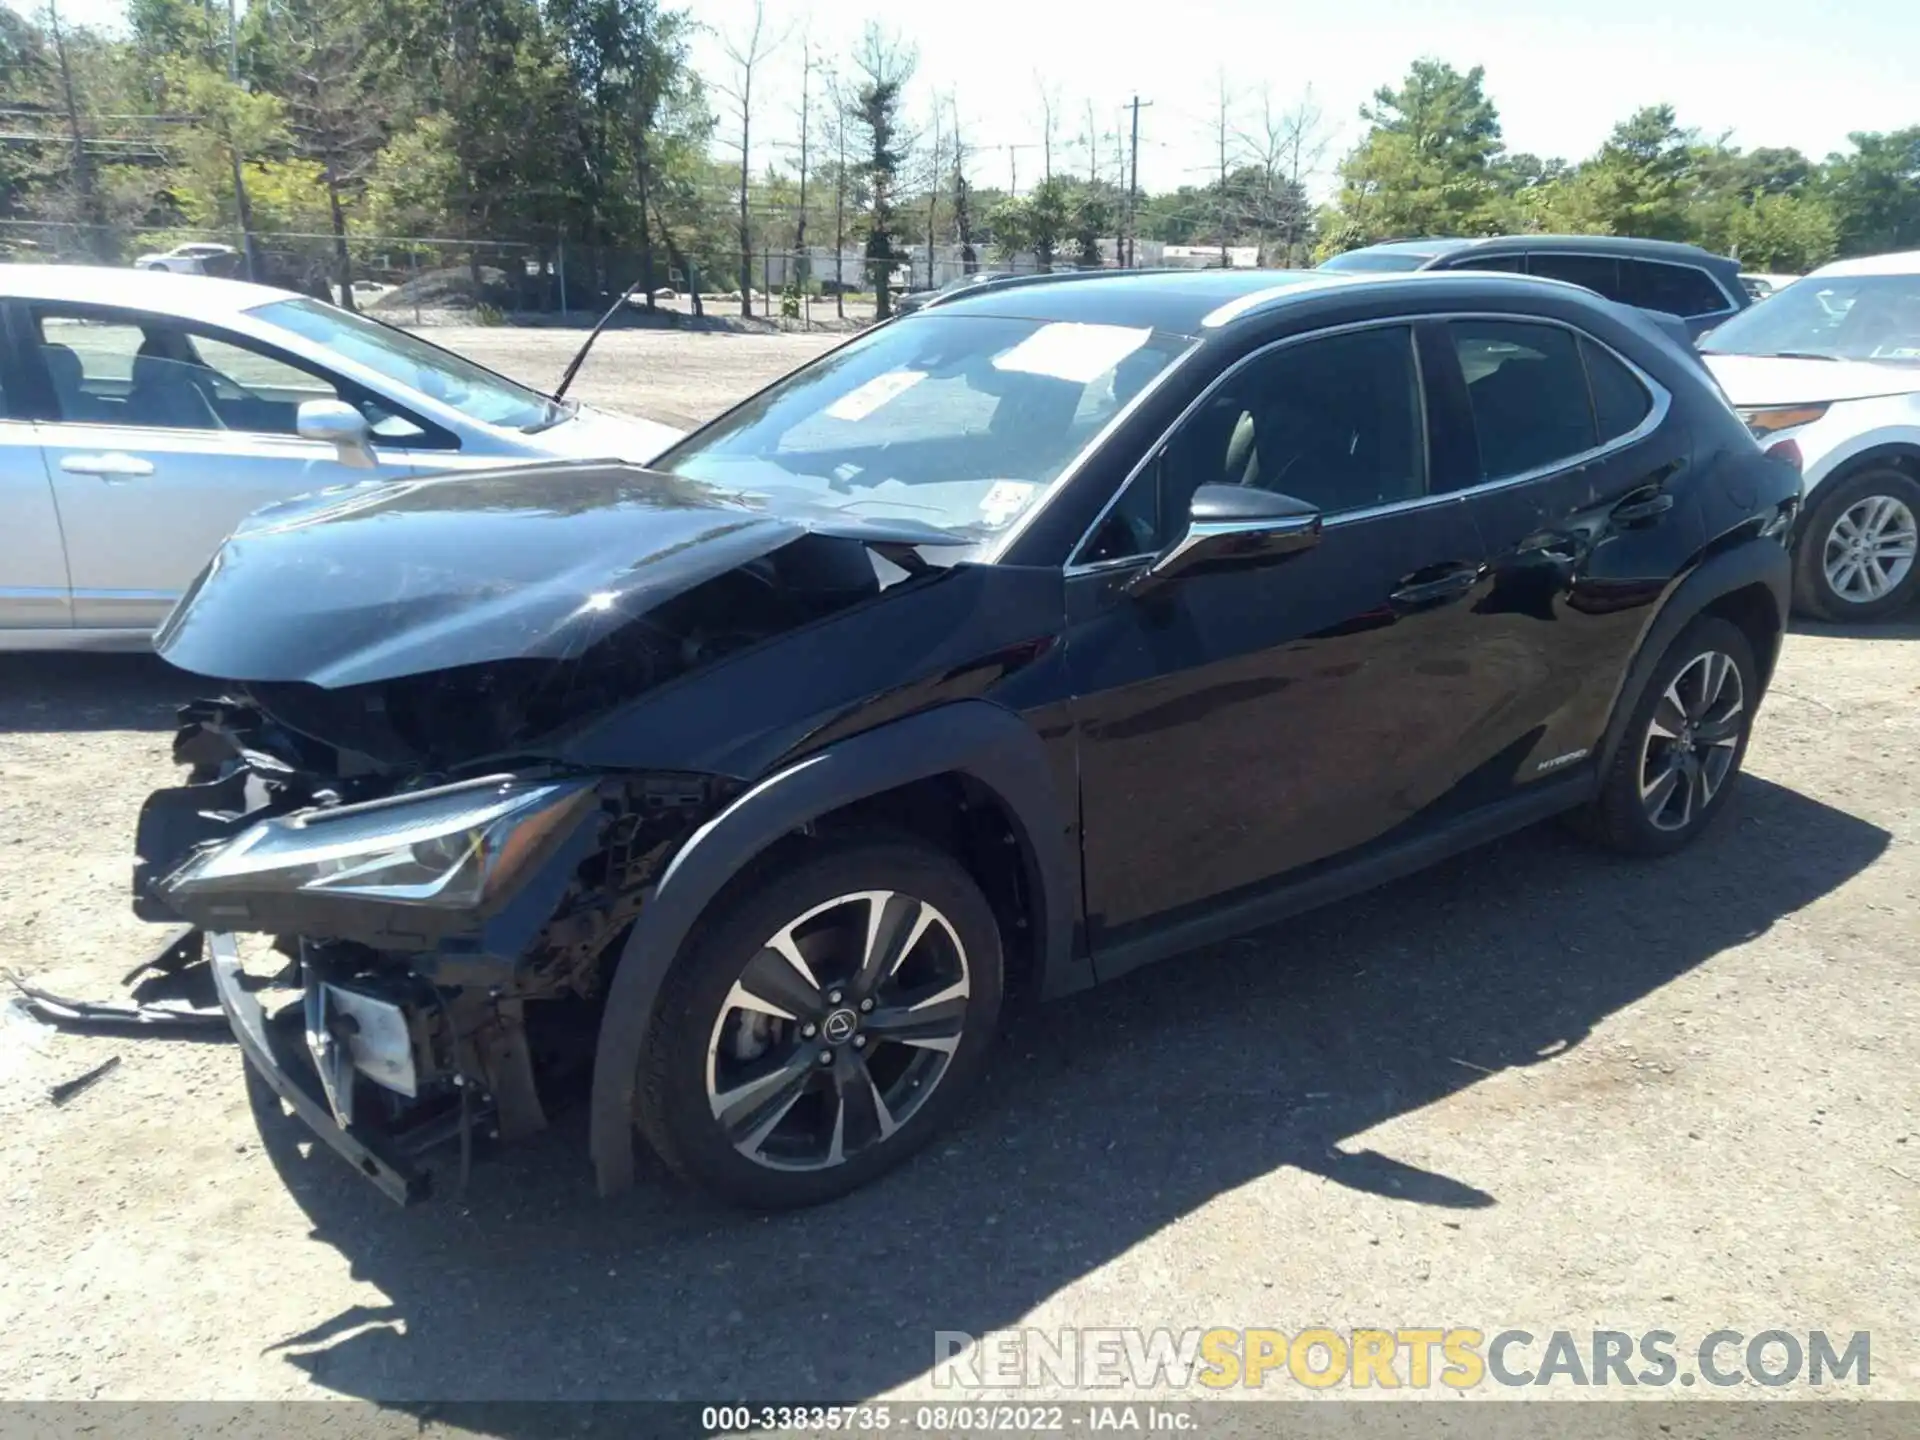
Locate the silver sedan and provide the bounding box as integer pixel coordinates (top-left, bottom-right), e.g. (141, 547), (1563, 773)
(0, 265), (683, 649)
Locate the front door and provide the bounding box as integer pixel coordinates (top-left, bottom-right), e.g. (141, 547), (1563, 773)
(1066, 323), (1497, 949)
(21, 305), (430, 631)
(0, 328), (69, 631)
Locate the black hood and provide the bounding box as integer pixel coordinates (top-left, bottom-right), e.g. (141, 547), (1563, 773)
(155, 462), (963, 689)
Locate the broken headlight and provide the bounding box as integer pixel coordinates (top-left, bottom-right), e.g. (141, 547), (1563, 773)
(161, 774), (596, 910)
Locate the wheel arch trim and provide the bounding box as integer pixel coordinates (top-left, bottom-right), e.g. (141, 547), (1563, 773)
(1595, 537), (1790, 780)
(586, 699), (1076, 1195)
(1801, 435), (1920, 500)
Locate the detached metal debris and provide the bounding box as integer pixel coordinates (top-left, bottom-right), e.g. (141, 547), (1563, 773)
(3, 928), (229, 1036)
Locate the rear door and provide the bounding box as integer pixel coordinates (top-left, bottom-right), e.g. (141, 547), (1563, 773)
(0, 305), (71, 632)
(22, 304), (442, 632)
(1421, 315), (1694, 801)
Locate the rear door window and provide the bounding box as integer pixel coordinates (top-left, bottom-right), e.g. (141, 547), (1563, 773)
(1527, 253), (1621, 299)
(1449, 319), (1598, 481)
(1616, 259), (1732, 318)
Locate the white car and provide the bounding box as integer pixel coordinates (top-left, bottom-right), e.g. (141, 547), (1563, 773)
(1701, 250), (1920, 621)
(132, 242), (244, 276)
(0, 265), (684, 649)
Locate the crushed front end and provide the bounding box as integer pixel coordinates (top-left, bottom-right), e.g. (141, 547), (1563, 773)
(134, 696), (724, 1202)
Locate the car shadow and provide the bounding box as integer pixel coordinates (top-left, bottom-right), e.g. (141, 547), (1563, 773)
(245, 776), (1886, 1408)
(0, 653), (194, 733)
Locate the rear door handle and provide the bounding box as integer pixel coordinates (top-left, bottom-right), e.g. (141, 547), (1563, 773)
(1611, 490), (1674, 525)
(60, 453), (155, 479)
(1390, 562), (1483, 610)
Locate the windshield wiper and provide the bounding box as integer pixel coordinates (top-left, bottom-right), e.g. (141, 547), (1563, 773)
(1763, 351), (1841, 361)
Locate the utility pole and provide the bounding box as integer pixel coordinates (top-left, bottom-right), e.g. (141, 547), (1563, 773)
(1000, 142), (1037, 196)
(226, 0), (260, 282)
(44, 0), (106, 258)
(1126, 95), (1151, 268)
(1217, 76), (1231, 268)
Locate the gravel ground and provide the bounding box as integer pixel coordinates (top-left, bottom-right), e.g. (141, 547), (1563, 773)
(1, 330), (1917, 1405)
(425, 324), (850, 430)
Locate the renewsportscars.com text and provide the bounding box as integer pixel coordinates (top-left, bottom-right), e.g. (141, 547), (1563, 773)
(932, 1327), (1870, 1390)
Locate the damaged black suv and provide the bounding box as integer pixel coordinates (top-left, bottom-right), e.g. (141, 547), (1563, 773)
(134, 268), (1801, 1208)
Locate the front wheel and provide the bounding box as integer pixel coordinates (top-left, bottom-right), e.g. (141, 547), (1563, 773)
(1792, 467), (1920, 622)
(1575, 616), (1759, 857)
(635, 838), (1003, 1208)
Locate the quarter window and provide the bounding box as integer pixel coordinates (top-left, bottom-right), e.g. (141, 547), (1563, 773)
(1449, 320), (1597, 481)
(1581, 338), (1654, 442)
(1616, 259), (1730, 318)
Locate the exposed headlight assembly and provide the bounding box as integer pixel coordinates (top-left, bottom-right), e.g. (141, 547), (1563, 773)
(162, 775), (596, 910)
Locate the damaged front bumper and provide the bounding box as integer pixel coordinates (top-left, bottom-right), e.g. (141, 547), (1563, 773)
(207, 931), (434, 1205)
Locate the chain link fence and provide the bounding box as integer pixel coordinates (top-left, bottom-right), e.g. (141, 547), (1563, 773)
(0, 220), (1112, 330)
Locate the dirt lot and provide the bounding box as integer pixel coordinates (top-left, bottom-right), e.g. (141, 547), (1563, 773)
(2, 329), (1918, 1405)
(427, 324), (849, 431)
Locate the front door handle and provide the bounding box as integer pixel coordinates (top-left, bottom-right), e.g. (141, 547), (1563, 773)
(60, 453), (156, 479)
(1390, 562), (1483, 611)
(1611, 490), (1674, 526)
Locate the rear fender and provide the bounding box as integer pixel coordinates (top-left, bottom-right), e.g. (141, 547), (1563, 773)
(1594, 536), (1790, 778)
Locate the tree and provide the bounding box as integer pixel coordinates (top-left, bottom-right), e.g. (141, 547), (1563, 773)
(1240, 84), (1328, 266)
(847, 24), (913, 318)
(1328, 59), (1507, 245)
(951, 96), (976, 273)
(716, 0), (781, 316)
(1821, 128), (1920, 257)
(1725, 191), (1838, 273)
(1573, 104), (1696, 240)
(248, 0), (392, 307)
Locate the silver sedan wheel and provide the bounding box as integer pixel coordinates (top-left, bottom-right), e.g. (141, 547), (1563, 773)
(703, 890), (970, 1173)
(1639, 650), (1745, 832)
(1823, 494), (1919, 603)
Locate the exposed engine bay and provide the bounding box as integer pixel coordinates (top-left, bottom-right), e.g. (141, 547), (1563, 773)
(131, 521), (930, 1202)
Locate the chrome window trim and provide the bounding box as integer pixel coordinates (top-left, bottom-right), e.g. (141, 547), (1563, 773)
(1064, 310), (1672, 576)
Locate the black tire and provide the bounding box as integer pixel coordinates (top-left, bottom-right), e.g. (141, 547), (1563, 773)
(1791, 467), (1920, 622)
(635, 837), (1003, 1209)
(1575, 616), (1758, 857)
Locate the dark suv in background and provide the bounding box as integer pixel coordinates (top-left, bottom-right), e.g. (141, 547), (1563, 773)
(1320, 235), (1750, 337)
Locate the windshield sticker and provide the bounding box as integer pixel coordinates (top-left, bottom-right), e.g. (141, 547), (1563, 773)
(978, 480), (1036, 528)
(826, 369), (928, 421)
(992, 323), (1152, 385)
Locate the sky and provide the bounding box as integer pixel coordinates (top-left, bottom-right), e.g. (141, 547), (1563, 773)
(26, 0), (1920, 200)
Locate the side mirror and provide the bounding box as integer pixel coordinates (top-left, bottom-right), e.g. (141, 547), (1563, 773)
(297, 398), (377, 470)
(1130, 483), (1322, 595)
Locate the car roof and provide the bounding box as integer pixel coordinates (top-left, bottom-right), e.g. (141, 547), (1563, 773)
(0, 263), (301, 317)
(1810, 250), (1920, 278)
(1339, 234), (1738, 269)
(913, 265), (1616, 335)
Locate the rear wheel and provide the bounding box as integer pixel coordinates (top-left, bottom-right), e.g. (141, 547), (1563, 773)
(635, 838), (1003, 1208)
(1792, 467), (1920, 622)
(1576, 616), (1758, 857)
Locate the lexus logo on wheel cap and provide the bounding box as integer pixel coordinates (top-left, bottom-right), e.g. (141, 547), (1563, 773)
(822, 1009), (858, 1044)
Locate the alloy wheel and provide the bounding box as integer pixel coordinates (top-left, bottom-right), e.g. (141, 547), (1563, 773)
(1638, 650), (1745, 832)
(704, 890), (971, 1172)
(1823, 494), (1919, 604)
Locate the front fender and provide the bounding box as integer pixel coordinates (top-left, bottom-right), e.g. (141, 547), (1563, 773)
(586, 699), (1078, 1195)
